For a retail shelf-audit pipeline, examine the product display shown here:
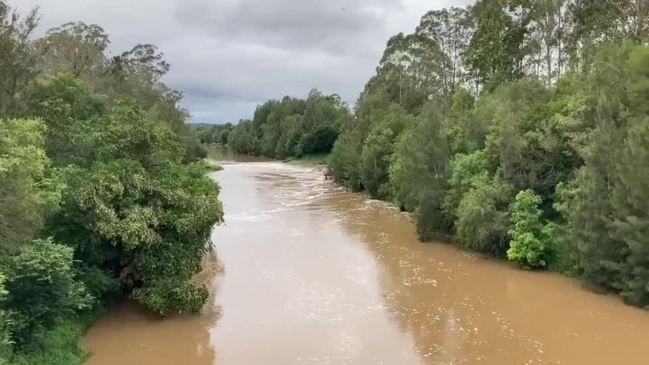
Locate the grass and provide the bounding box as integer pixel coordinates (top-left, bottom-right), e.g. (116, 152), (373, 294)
(287, 153), (330, 165)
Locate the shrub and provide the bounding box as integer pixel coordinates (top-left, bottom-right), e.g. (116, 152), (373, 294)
(4, 239), (90, 345)
(507, 190), (550, 268)
(456, 174), (513, 255)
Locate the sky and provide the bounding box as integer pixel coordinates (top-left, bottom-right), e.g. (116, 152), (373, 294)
(12, 0), (472, 124)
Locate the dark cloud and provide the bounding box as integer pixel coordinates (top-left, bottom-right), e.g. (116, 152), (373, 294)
(174, 0), (401, 56)
(12, 0), (473, 124)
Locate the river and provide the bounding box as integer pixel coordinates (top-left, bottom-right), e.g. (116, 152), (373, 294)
(84, 152), (649, 365)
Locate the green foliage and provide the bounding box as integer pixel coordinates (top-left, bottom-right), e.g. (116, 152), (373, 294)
(483, 79), (570, 199)
(556, 43), (649, 304)
(298, 125), (339, 155)
(360, 129), (394, 199)
(194, 123), (233, 146)
(446, 88), (478, 154)
(456, 174), (513, 254)
(131, 278), (208, 315)
(389, 105), (452, 237)
(607, 119), (649, 304)
(27, 84), (220, 314)
(227, 120), (259, 154)
(358, 104), (413, 199)
(25, 75), (107, 166)
(328, 129), (364, 190)
(416, 195), (451, 242)
(7, 315), (93, 365)
(4, 239), (90, 345)
(507, 190), (550, 268)
(0, 118), (60, 250)
(443, 150), (491, 221)
(464, 0), (531, 89)
(0, 3), (39, 116)
(0, 274), (12, 360)
(390, 106), (448, 209)
(228, 90), (348, 159)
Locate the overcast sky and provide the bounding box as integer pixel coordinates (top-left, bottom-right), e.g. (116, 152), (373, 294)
(12, 0), (472, 124)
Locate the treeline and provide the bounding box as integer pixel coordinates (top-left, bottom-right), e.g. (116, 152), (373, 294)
(195, 123), (233, 146)
(226, 90), (351, 159)
(0, 3), (222, 364)
(234, 0), (649, 306)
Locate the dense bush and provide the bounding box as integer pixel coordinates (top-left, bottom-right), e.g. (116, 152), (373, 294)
(455, 174), (513, 254)
(0, 118), (59, 250)
(389, 106), (449, 219)
(328, 130), (364, 190)
(507, 190), (550, 268)
(4, 239), (90, 345)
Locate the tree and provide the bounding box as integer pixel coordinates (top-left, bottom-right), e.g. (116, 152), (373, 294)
(555, 43), (645, 296)
(608, 118), (649, 305)
(446, 88), (479, 154)
(464, 0), (533, 89)
(25, 75), (106, 166)
(443, 150), (492, 221)
(507, 190), (551, 267)
(358, 104), (413, 199)
(360, 129), (395, 200)
(37, 22), (109, 79)
(228, 120), (259, 155)
(23, 76), (223, 316)
(528, 0), (568, 84)
(456, 173), (514, 254)
(274, 115), (302, 158)
(4, 239), (90, 345)
(0, 2), (40, 115)
(484, 79), (565, 200)
(390, 104), (449, 217)
(328, 129), (364, 190)
(44, 101), (222, 315)
(229, 90), (347, 159)
(417, 7), (473, 92)
(0, 118), (59, 250)
(566, 0), (649, 70)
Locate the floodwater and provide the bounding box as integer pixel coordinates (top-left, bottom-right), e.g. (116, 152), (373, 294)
(84, 153), (649, 365)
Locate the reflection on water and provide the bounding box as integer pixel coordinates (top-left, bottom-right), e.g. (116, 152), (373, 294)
(85, 157), (649, 365)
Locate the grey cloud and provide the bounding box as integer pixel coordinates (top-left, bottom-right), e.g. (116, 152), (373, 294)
(174, 0), (402, 56)
(12, 0), (475, 124)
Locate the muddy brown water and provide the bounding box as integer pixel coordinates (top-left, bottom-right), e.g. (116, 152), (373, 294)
(84, 153), (649, 365)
